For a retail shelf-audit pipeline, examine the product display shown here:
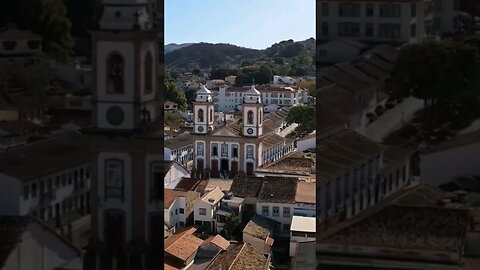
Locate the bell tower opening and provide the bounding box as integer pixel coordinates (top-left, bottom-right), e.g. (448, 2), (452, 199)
(106, 53), (125, 94)
(242, 84), (263, 137)
(193, 85), (215, 134)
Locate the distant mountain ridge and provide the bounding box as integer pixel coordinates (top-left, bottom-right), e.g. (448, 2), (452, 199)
(165, 38), (315, 72)
(164, 43), (194, 54)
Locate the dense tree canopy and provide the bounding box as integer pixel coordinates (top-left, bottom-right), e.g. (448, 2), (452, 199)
(210, 68), (237, 80)
(234, 64), (273, 86)
(223, 214), (242, 240)
(164, 111), (184, 130)
(165, 71), (188, 111)
(0, 0), (74, 63)
(297, 80), (316, 96)
(287, 105), (315, 133)
(64, 0), (100, 36)
(389, 39), (480, 127)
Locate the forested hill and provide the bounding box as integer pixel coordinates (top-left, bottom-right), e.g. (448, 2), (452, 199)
(165, 38), (315, 72)
(165, 43), (263, 70)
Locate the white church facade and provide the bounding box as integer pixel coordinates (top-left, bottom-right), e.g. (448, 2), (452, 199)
(191, 84), (296, 179)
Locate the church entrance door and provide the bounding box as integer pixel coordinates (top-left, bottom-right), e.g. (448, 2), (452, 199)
(211, 160), (219, 178)
(197, 159), (204, 174)
(220, 159), (229, 178)
(231, 161), (238, 177)
(246, 162), (254, 176)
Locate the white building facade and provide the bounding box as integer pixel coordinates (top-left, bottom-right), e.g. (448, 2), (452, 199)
(215, 85), (307, 112)
(318, 0), (460, 44)
(163, 162), (190, 189)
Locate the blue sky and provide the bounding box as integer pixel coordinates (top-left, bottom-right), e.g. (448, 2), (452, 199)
(165, 0), (315, 49)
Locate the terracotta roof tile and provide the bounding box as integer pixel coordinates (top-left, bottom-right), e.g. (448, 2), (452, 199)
(295, 182), (316, 204)
(165, 230), (204, 262)
(243, 215), (274, 240)
(207, 243), (269, 270)
(203, 235), (230, 250)
(257, 177), (297, 203)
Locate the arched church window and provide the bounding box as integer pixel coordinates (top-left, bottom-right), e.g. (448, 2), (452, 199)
(105, 159), (124, 199)
(259, 109), (262, 123)
(198, 109), (204, 122)
(144, 51), (153, 94)
(246, 145), (254, 159)
(107, 53), (124, 94)
(247, 110), (254, 124)
(197, 142), (204, 156)
(209, 108), (213, 122)
(221, 143), (228, 158)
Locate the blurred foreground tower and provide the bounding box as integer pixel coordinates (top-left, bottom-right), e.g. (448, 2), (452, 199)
(83, 0), (164, 269)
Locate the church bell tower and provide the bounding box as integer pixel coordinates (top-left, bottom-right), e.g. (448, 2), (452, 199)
(242, 84), (263, 137)
(193, 85), (215, 134)
(85, 1), (163, 269)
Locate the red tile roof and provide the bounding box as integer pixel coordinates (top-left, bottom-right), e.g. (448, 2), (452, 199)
(203, 235), (230, 250)
(165, 227), (204, 262)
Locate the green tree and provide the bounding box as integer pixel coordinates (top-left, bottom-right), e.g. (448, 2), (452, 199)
(278, 43), (304, 58)
(274, 57), (285, 65)
(165, 71), (188, 111)
(300, 56), (313, 65)
(210, 68), (230, 80)
(287, 105), (316, 133)
(255, 65), (273, 84)
(165, 81), (187, 111)
(185, 89), (197, 108)
(298, 80), (316, 96)
(223, 214), (242, 241)
(389, 40), (480, 128)
(170, 71), (180, 81)
(277, 64), (290, 76)
(294, 67), (307, 76)
(64, 0), (101, 36)
(0, 0), (74, 63)
(192, 68), (202, 76)
(164, 111), (184, 130)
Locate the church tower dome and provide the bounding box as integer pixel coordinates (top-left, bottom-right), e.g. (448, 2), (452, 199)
(193, 85), (215, 134)
(244, 84), (262, 104)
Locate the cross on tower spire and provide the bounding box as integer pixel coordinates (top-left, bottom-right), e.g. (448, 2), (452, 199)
(252, 78), (255, 85)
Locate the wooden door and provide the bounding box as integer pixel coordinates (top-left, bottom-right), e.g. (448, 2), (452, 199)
(197, 159), (204, 173)
(105, 211), (124, 255)
(231, 161), (238, 177)
(246, 162), (254, 176)
(211, 160), (219, 178)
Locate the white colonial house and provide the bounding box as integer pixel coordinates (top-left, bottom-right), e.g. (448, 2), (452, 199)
(164, 189), (200, 230)
(255, 177), (298, 236)
(294, 182), (316, 217)
(0, 134), (91, 229)
(215, 84), (307, 112)
(193, 187), (226, 233)
(317, 129), (413, 225)
(0, 24), (55, 69)
(163, 161), (190, 189)
(289, 216), (316, 257)
(164, 134), (194, 167)
(0, 216), (83, 270)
